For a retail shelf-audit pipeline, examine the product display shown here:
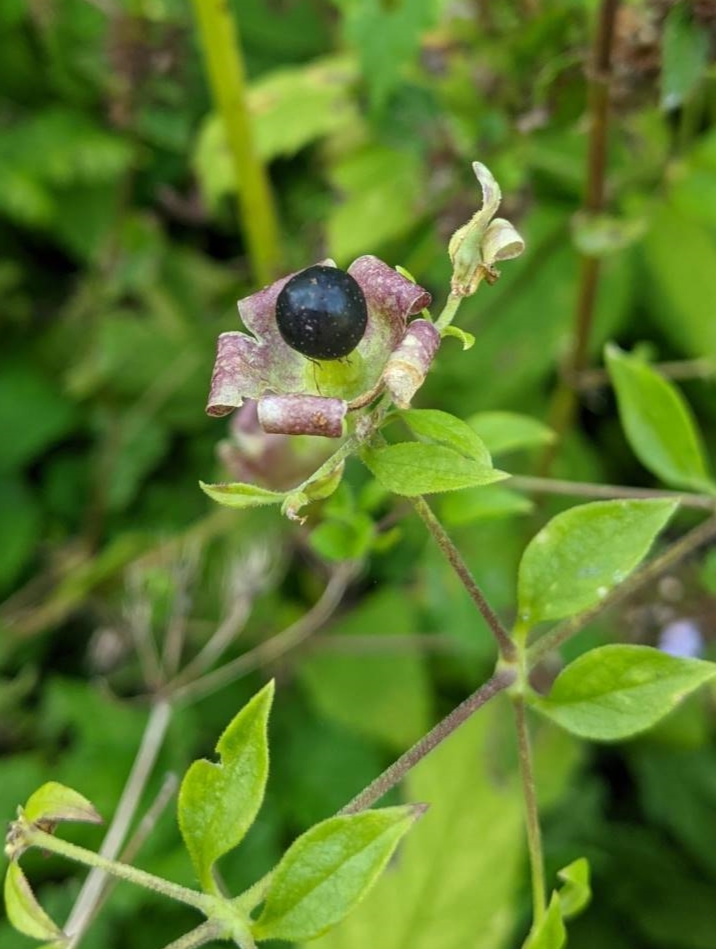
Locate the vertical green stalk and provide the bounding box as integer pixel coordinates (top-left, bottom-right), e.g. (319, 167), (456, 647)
(513, 694), (546, 925)
(191, 0), (282, 284)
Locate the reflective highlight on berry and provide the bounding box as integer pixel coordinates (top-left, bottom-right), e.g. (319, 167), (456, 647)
(275, 265), (368, 360)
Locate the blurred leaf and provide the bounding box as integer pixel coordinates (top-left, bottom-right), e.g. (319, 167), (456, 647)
(106, 418), (171, 513)
(661, 2), (709, 109)
(340, 0), (437, 111)
(0, 476), (41, 591)
(534, 645), (716, 741)
(606, 344), (715, 493)
(298, 589), (432, 750)
(440, 484), (533, 526)
(517, 499), (677, 625)
(327, 144), (422, 263)
(571, 211), (646, 257)
(178, 681), (273, 892)
(254, 807), (421, 942)
(0, 363), (75, 472)
(642, 203), (716, 357)
(309, 515), (375, 561)
(361, 442), (507, 496)
(468, 411), (555, 456)
(307, 702), (525, 949)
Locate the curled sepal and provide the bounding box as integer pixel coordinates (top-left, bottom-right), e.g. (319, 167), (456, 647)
(449, 162), (525, 297)
(382, 320), (440, 409)
(4, 862), (65, 944)
(199, 481), (287, 510)
(282, 459), (346, 523)
(178, 680), (274, 893)
(24, 782), (102, 829)
(258, 394), (347, 438)
(252, 805), (425, 942)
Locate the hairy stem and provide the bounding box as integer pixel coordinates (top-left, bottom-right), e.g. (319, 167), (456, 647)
(410, 495), (516, 660)
(540, 0), (619, 473)
(510, 474), (716, 511)
(190, 0), (281, 284)
(341, 668), (515, 813)
(434, 292), (463, 332)
(160, 921), (223, 949)
(65, 699), (172, 946)
(529, 513), (716, 665)
(513, 695), (546, 925)
(28, 828), (211, 914)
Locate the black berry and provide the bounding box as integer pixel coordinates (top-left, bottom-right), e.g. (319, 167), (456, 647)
(275, 265), (368, 360)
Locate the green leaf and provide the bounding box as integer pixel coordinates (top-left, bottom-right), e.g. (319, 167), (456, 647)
(199, 481), (287, 510)
(0, 363), (75, 472)
(4, 863), (64, 942)
(606, 344), (715, 493)
(399, 409), (492, 464)
(361, 442), (507, 497)
(534, 645), (716, 741)
(662, 2), (709, 109)
(442, 326), (475, 350)
(178, 681), (274, 892)
(0, 476), (41, 592)
(467, 411), (555, 456)
(309, 515), (375, 562)
(24, 782), (101, 826)
(557, 858), (591, 919)
(522, 893), (566, 949)
(517, 499), (677, 625)
(440, 484), (533, 527)
(253, 806), (422, 942)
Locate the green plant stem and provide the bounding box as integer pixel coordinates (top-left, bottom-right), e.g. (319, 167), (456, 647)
(529, 512), (716, 665)
(512, 695), (546, 925)
(539, 0), (619, 474)
(160, 921), (223, 949)
(434, 291), (463, 332)
(190, 0), (281, 284)
(410, 495), (516, 660)
(27, 827), (211, 914)
(510, 474), (716, 511)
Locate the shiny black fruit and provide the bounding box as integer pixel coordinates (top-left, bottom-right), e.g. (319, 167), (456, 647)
(275, 265), (368, 360)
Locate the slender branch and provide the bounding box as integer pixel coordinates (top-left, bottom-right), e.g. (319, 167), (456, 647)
(510, 475), (716, 511)
(576, 356), (716, 391)
(190, 0), (281, 284)
(340, 669), (515, 814)
(170, 594), (252, 689)
(65, 699), (172, 946)
(434, 292), (463, 332)
(512, 696), (546, 925)
(160, 921), (222, 949)
(540, 0), (619, 473)
(28, 828), (211, 914)
(529, 513), (716, 665)
(410, 495), (516, 660)
(167, 565), (356, 705)
(308, 633), (465, 656)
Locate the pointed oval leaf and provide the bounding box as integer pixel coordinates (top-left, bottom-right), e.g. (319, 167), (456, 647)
(361, 443), (507, 497)
(557, 857), (590, 919)
(467, 411), (555, 456)
(399, 409), (492, 464)
(534, 645), (716, 741)
(178, 680), (274, 892)
(199, 481), (287, 510)
(606, 344), (715, 493)
(24, 782), (102, 827)
(253, 805), (423, 942)
(4, 863), (64, 942)
(517, 499), (678, 625)
(522, 892), (566, 949)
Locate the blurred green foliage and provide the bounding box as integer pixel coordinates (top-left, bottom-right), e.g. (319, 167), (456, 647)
(2, 0), (716, 947)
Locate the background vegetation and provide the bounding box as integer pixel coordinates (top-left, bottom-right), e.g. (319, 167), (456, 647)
(2, 0), (716, 946)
